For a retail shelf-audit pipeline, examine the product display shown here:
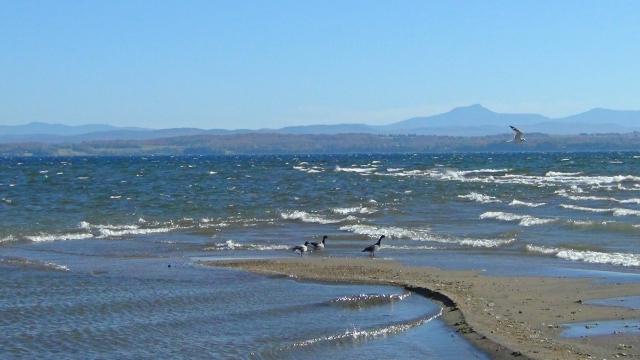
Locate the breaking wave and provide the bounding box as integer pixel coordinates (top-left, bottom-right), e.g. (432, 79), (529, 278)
(335, 166), (378, 173)
(560, 204), (640, 217)
(479, 212), (556, 226)
(331, 206), (377, 215)
(281, 210), (355, 224)
(566, 220), (640, 233)
(526, 244), (640, 267)
(339, 224), (514, 248)
(556, 190), (640, 204)
(509, 199), (546, 207)
(204, 240), (290, 251)
(24, 232), (94, 243)
(457, 192), (501, 204)
(380, 167), (640, 190)
(0, 257), (70, 272)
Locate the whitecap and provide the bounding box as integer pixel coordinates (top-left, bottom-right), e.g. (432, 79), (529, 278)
(479, 211), (556, 226)
(281, 210), (353, 224)
(0, 258), (70, 272)
(331, 206), (376, 215)
(458, 192), (501, 204)
(339, 224), (514, 248)
(382, 245), (438, 250)
(205, 240), (290, 251)
(0, 235), (17, 244)
(97, 226), (178, 238)
(335, 166), (377, 173)
(526, 244), (640, 267)
(560, 204), (640, 217)
(25, 233), (94, 243)
(545, 171), (582, 177)
(509, 199), (546, 207)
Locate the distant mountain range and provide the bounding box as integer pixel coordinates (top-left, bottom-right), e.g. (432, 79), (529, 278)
(3, 104), (640, 143)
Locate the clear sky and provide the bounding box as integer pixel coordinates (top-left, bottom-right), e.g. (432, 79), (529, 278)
(1, 1), (639, 129)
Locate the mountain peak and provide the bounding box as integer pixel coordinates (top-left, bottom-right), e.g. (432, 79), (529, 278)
(450, 104), (493, 113)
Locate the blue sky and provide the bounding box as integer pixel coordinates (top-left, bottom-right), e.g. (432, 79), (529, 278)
(1, 1), (639, 129)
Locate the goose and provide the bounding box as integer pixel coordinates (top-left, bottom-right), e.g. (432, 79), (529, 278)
(362, 235), (384, 257)
(291, 241), (310, 256)
(509, 125), (526, 143)
(310, 235), (327, 250)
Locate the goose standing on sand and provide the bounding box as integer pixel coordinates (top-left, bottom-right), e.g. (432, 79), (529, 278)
(509, 125), (526, 143)
(362, 235), (384, 257)
(310, 235), (327, 250)
(291, 241), (310, 256)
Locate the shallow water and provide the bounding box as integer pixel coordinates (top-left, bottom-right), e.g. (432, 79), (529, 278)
(0, 262), (486, 359)
(3, 152), (640, 356)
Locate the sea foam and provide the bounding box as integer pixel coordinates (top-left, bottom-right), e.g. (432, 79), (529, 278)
(457, 192), (501, 204)
(281, 210), (354, 224)
(526, 244), (640, 267)
(339, 224), (514, 248)
(479, 212), (556, 226)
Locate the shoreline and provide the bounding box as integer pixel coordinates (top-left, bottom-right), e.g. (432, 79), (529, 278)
(202, 257), (640, 360)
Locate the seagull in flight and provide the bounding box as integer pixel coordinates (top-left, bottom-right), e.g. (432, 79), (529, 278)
(509, 125), (526, 143)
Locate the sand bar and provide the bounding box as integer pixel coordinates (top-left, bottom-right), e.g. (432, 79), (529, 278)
(203, 257), (640, 360)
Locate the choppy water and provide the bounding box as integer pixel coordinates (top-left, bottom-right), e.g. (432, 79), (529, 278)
(3, 152), (640, 357)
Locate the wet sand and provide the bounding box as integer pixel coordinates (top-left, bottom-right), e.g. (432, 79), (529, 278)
(203, 257), (640, 360)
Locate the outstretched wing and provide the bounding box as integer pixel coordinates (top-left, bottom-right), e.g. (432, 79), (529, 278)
(509, 125), (523, 135)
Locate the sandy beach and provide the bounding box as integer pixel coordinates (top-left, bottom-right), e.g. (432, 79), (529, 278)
(204, 258), (640, 360)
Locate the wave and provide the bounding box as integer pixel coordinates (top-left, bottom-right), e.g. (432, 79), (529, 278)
(339, 224), (434, 241)
(293, 164), (325, 174)
(458, 192), (501, 204)
(331, 206), (376, 215)
(383, 245), (438, 250)
(281, 210), (354, 224)
(24, 232), (94, 242)
(566, 220), (640, 233)
(79, 221), (140, 230)
(526, 244), (640, 267)
(204, 240), (290, 251)
(458, 168), (511, 175)
(284, 308), (443, 349)
(0, 257), (70, 272)
(560, 204), (640, 217)
(509, 199), (546, 207)
(339, 224), (514, 248)
(555, 190), (640, 205)
(382, 167), (640, 190)
(329, 293), (411, 308)
(479, 211), (556, 226)
(0, 235), (17, 244)
(96, 226), (178, 238)
(81, 218), (210, 238)
(335, 166), (378, 173)
(545, 171), (582, 177)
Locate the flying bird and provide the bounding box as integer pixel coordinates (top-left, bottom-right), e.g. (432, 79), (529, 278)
(509, 125), (526, 143)
(310, 235), (327, 250)
(291, 241), (310, 256)
(362, 235), (385, 257)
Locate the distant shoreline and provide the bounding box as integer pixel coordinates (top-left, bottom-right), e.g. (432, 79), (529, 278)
(204, 257), (640, 360)
(3, 132), (640, 156)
